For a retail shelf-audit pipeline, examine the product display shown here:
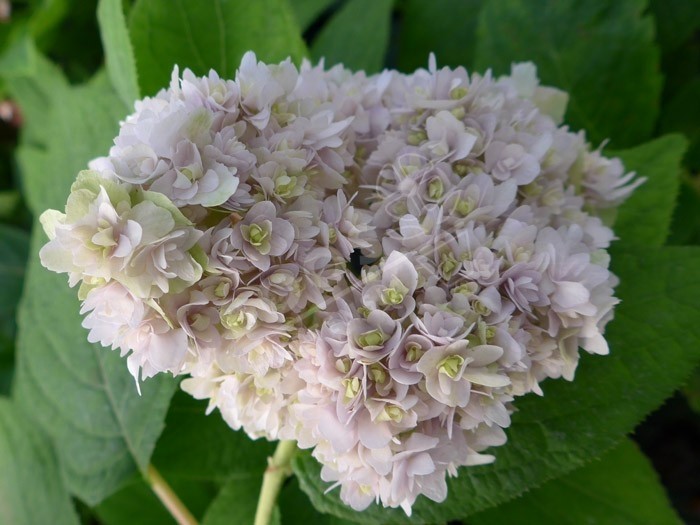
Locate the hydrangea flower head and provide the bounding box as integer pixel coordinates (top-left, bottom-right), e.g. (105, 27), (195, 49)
(39, 52), (640, 515)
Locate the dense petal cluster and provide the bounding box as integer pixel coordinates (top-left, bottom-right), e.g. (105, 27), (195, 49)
(40, 53), (639, 514)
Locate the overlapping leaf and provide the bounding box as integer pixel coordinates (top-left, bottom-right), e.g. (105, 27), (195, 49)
(0, 399), (79, 525)
(612, 134), (687, 247)
(0, 224), (29, 393)
(129, 0), (307, 96)
(474, 0), (662, 148)
(470, 439), (681, 525)
(97, 0), (140, 107)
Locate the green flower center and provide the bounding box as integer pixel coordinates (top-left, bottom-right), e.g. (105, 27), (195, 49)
(356, 329), (386, 349)
(190, 313), (210, 331)
(406, 343), (424, 362)
(450, 86), (468, 99)
(377, 405), (404, 423)
(473, 300), (491, 316)
(274, 174), (297, 197)
(222, 310), (246, 331)
(180, 165), (203, 182)
(335, 357), (351, 374)
(438, 354), (465, 379)
(428, 178), (444, 200)
(453, 163), (469, 176)
(453, 282), (478, 296)
(369, 364), (387, 384)
(381, 287), (404, 306)
(328, 227), (338, 243)
(455, 197), (475, 216)
(342, 377), (361, 402)
(407, 130), (427, 146)
(440, 252), (460, 278)
(214, 281), (230, 298)
(247, 223), (268, 246)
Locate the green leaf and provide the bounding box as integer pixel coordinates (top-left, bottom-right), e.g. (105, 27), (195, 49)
(650, 0), (700, 53)
(661, 77), (700, 171)
(151, 390), (275, 482)
(3, 41), (127, 212)
(470, 439), (681, 525)
(0, 224), (29, 394)
(98, 0), (141, 107)
(0, 190), (21, 220)
(96, 475), (218, 525)
(684, 366), (700, 414)
(474, 0), (662, 148)
(129, 0), (307, 96)
(6, 44), (178, 504)
(310, 0), (393, 73)
(397, 0), (483, 73)
(289, 0), (337, 31)
(27, 0), (71, 45)
(612, 134), (687, 247)
(0, 34), (39, 78)
(0, 398), (79, 525)
(669, 180), (700, 246)
(202, 476), (280, 525)
(294, 246), (700, 523)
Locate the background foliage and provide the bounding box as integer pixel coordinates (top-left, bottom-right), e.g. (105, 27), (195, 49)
(0, 0), (698, 523)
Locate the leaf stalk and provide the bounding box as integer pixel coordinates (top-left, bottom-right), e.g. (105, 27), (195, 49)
(254, 440), (297, 525)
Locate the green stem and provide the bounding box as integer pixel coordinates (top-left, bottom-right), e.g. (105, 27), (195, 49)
(146, 464), (199, 525)
(254, 440), (297, 525)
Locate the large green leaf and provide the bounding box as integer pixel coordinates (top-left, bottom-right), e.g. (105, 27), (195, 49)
(6, 44), (178, 505)
(310, 0), (393, 73)
(0, 224), (29, 394)
(474, 0), (662, 148)
(0, 398), (79, 525)
(612, 134), (687, 247)
(129, 0), (307, 96)
(397, 0), (483, 73)
(294, 246), (700, 523)
(470, 439), (681, 525)
(97, 0), (140, 107)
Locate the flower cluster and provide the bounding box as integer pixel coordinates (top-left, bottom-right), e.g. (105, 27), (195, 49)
(40, 53), (639, 514)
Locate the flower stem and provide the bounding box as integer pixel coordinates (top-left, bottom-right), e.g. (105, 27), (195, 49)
(254, 440), (297, 525)
(146, 464), (199, 525)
